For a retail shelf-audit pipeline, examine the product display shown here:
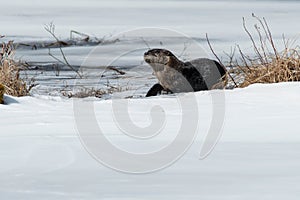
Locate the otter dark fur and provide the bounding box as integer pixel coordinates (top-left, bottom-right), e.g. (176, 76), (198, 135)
(144, 49), (227, 97)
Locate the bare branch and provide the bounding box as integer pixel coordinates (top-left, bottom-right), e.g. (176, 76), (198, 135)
(178, 41), (190, 60)
(106, 66), (126, 75)
(140, 37), (150, 49)
(263, 17), (279, 59)
(251, 14), (279, 60)
(254, 24), (268, 64)
(206, 33), (238, 87)
(45, 23), (83, 78)
(242, 17), (265, 64)
(237, 45), (250, 70)
(70, 30), (90, 41)
(223, 46), (236, 67)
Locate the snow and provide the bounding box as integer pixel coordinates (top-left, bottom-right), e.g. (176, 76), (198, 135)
(1, 83), (300, 199)
(1, 0), (300, 199)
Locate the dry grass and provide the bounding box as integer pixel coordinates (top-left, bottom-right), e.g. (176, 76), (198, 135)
(0, 83), (4, 104)
(234, 47), (300, 88)
(0, 41), (33, 97)
(225, 15), (300, 88)
(62, 87), (106, 98)
(62, 83), (129, 98)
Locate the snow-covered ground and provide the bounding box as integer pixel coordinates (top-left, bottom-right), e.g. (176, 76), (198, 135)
(1, 83), (300, 199)
(1, 0), (300, 199)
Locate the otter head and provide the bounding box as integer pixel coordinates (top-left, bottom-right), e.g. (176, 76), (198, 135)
(144, 49), (179, 72)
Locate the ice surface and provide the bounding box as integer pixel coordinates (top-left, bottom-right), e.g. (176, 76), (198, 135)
(2, 0), (300, 59)
(2, 0), (298, 97)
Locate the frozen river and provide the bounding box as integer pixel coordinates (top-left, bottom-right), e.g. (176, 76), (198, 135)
(1, 0), (299, 96)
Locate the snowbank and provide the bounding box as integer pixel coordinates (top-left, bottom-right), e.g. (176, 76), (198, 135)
(0, 82), (300, 199)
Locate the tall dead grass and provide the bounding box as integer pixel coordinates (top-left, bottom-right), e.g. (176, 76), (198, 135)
(226, 14), (300, 88)
(237, 47), (300, 87)
(0, 83), (4, 104)
(0, 41), (33, 97)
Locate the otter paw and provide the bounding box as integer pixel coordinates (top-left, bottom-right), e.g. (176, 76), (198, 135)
(146, 83), (164, 97)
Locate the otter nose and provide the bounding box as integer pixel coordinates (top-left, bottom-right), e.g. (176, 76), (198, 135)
(144, 51), (149, 56)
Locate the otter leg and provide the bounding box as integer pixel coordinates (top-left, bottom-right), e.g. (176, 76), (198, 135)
(165, 89), (173, 95)
(146, 83), (164, 97)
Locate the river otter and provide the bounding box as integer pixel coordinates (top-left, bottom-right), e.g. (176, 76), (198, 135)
(144, 49), (226, 97)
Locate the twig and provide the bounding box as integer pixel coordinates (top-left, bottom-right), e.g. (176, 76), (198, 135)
(237, 45), (250, 70)
(44, 23), (83, 78)
(282, 34), (288, 50)
(179, 41), (190, 59)
(223, 46), (236, 67)
(70, 30), (90, 41)
(254, 24), (268, 64)
(140, 37), (150, 49)
(206, 33), (238, 87)
(242, 17), (265, 64)
(252, 13), (269, 42)
(251, 14), (279, 60)
(107, 66), (126, 75)
(48, 49), (65, 65)
(263, 17), (279, 59)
